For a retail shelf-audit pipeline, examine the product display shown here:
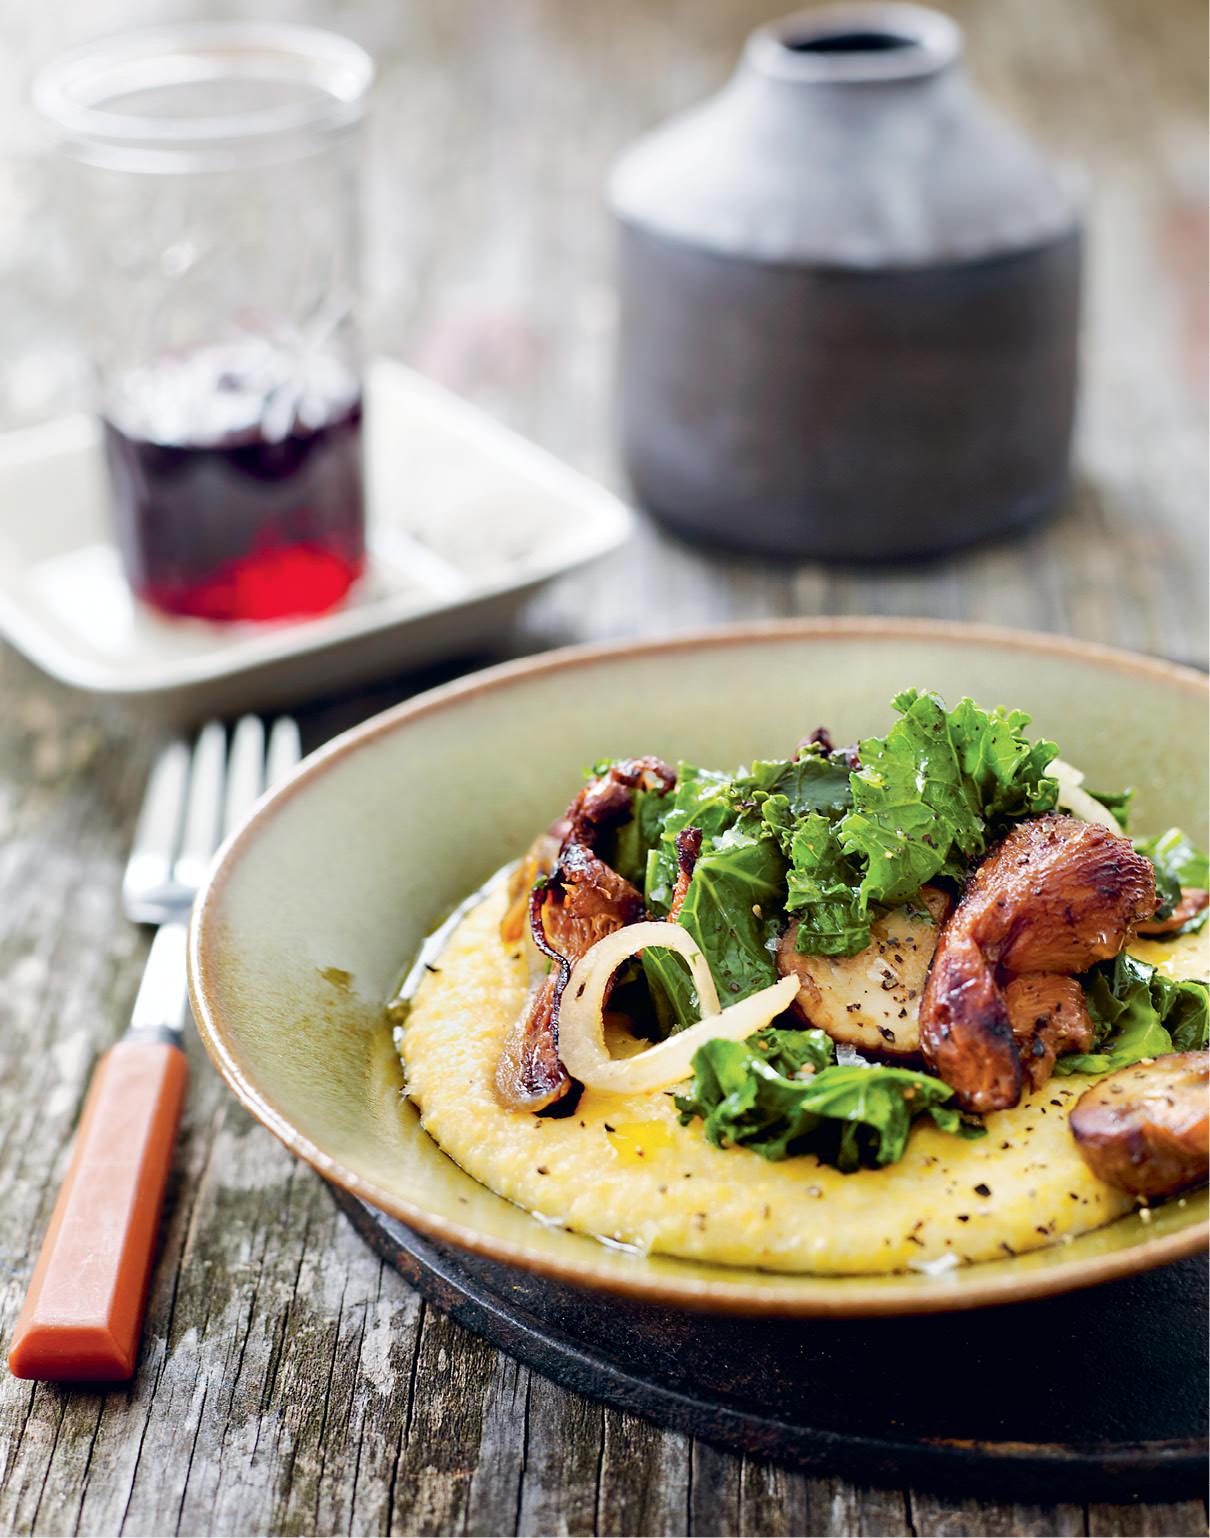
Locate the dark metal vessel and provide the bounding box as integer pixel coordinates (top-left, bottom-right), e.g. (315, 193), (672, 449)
(610, 3), (1082, 561)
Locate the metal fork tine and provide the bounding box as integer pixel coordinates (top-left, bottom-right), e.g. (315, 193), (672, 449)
(122, 740), (190, 923)
(122, 715), (302, 929)
(223, 715), (266, 837)
(265, 716), (302, 787)
(174, 721), (227, 892)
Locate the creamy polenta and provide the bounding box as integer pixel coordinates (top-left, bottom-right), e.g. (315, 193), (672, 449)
(396, 887), (1202, 1276)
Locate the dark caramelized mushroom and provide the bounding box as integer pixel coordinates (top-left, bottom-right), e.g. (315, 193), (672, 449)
(963, 815), (1157, 976)
(1003, 973), (1095, 1092)
(493, 758), (674, 1112)
(919, 930), (1022, 1113)
(563, 757), (676, 846)
(494, 850), (646, 1112)
(667, 826), (703, 923)
(920, 814), (1157, 1112)
(1070, 1052), (1210, 1198)
(1137, 887), (1210, 936)
(493, 967), (571, 1111)
(494, 881), (575, 1113)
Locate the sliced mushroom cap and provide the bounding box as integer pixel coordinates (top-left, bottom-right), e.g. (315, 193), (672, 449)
(776, 887), (948, 1062)
(1070, 1051), (1210, 1198)
(493, 971), (572, 1112)
(920, 814), (1158, 1111)
(1137, 887), (1210, 936)
(919, 928), (1023, 1112)
(964, 814), (1156, 974)
(1003, 973), (1094, 1092)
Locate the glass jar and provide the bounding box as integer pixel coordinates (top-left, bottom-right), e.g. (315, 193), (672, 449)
(35, 24), (374, 622)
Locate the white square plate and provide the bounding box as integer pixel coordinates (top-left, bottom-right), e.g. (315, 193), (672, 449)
(0, 358), (632, 719)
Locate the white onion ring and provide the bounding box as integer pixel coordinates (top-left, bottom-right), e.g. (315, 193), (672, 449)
(558, 921), (800, 1094)
(1048, 757), (1122, 834)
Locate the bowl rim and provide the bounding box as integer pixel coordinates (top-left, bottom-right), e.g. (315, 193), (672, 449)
(189, 617), (1210, 1316)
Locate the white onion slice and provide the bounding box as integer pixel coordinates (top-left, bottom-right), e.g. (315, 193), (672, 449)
(1048, 756), (1122, 834)
(558, 921), (800, 1094)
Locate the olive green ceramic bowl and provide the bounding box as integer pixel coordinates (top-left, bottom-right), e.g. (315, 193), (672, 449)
(189, 620), (1209, 1315)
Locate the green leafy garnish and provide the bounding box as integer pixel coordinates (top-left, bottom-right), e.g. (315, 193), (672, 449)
(638, 767), (786, 1035)
(638, 748), (864, 1031)
(674, 1027), (984, 1172)
(609, 777), (672, 888)
(1166, 979), (1210, 1053)
(621, 693), (1063, 1020)
(789, 691), (1058, 955)
(1055, 953), (1209, 1075)
(648, 819), (787, 1036)
(783, 813), (869, 954)
(1133, 827), (1210, 931)
(729, 751), (854, 824)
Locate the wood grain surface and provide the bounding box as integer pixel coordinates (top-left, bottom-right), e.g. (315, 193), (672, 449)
(0, 0), (1206, 1534)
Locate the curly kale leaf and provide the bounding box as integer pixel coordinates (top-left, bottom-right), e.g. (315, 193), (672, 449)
(639, 767), (786, 1035)
(728, 751), (854, 828)
(1055, 952), (1209, 1075)
(621, 692), (1063, 1021)
(782, 813), (870, 956)
(788, 691), (1058, 953)
(674, 1027), (984, 1172)
(1133, 827), (1210, 932)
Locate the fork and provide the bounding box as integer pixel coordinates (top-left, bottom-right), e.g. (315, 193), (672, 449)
(7, 715), (301, 1382)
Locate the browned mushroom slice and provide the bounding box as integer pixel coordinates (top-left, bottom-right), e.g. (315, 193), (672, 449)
(503, 761), (674, 946)
(541, 843), (646, 958)
(493, 969), (570, 1113)
(919, 929), (1022, 1112)
(1137, 887), (1210, 936)
(494, 757), (675, 1111)
(776, 886), (949, 1062)
(963, 815), (1157, 974)
(563, 756), (676, 846)
(1003, 973), (1095, 1092)
(667, 826), (703, 923)
(1070, 1051), (1210, 1198)
(493, 845), (646, 1112)
(920, 814), (1157, 1111)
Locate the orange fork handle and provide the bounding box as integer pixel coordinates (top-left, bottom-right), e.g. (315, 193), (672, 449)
(8, 1039), (188, 1381)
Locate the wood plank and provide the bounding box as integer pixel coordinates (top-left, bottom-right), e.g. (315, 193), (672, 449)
(688, 1441), (742, 1536)
(595, 1408), (692, 1535)
(801, 1480), (913, 1537)
(1087, 1502), (1210, 1537)
(387, 1302), (501, 1535)
(0, 0), (1205, 1533)
(513, 1374), (605, 1537)
(909, 1492), (1086, 1535)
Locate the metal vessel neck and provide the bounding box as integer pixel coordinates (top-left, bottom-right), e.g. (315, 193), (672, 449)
(746, 3), (961, 86)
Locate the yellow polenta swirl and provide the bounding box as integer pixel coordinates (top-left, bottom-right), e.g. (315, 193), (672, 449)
(399, 889), (1163, 1276)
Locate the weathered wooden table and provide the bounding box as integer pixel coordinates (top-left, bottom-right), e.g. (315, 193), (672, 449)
(0, 0), (1206, 1533)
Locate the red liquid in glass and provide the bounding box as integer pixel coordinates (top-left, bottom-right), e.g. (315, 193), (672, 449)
(102, 346), (366, 623)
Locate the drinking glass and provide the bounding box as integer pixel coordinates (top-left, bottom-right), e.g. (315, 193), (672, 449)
(35, 23), (374, 622)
